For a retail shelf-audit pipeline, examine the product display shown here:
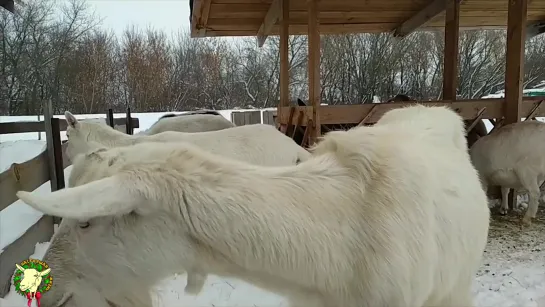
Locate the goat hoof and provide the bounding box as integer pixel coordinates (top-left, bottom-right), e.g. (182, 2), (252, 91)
(499, 207), (508, 215)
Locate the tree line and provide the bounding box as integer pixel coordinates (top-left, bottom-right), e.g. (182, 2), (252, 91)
(1, 0), (544, 116)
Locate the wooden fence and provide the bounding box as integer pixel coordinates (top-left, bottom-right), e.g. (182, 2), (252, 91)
(0, 110), (138, 298)
(231, 109), (278, 126)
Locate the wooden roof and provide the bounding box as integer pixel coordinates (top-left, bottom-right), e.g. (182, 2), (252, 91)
(190, 0), (545, 38)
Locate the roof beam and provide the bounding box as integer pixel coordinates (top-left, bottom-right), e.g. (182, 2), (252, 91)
(256, 0), (282, 47)
(393, 0), (461, 38)
(191, 0), (212, 37)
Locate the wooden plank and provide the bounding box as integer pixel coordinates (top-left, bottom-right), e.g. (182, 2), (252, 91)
(256, 0), (281, 46)
(0, 149), (49, 211)
(307, 0), (321, 145)
(277, 97), (545, 125)
(211, 10), (521, 20)
(277, 0), (290, 131)
(0, 117), (139, 134)
(504, 0), (528, 125)
(204, 19), (545, 36)
(207, 0), (545, 13)
(0, 121), (44, 134)
(262, 110), (276, 125)
(426, 14), (543, 26)
(230, 110), (261, 125)
(206, 22), (399, 32)
(207, 13), (544, 28)
(443, 0), (460, 100)
(393, 0), (452, 37)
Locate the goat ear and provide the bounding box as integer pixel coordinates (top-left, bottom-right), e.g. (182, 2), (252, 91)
(65, 111), (79, 128)
(16, 175), (145, 220)
(40, 268), (51, 276)
(15, 264), (25, 272)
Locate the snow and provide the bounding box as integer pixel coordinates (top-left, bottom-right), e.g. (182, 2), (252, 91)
(0, 110), (544, 307)
(0, 166), (73, 253)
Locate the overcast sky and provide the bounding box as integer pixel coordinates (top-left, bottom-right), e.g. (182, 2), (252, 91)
(85, 0), (191, 38)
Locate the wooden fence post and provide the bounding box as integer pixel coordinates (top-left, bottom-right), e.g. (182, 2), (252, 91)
(125, 107), (133, 134)
(43, 100), (65, 192)
(504, 0), (528, 211)
(106, 108), (115, 128)
(43, 100), (65, 224)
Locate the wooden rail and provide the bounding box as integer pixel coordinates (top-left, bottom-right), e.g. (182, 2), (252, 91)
(0, 117), (139, 134)
(277, 97), (545, 125)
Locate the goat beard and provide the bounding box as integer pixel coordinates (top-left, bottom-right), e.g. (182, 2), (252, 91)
(25, 291), (42, 307)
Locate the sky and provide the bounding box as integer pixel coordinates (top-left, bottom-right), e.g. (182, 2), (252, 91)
(83, 0), (192, 38)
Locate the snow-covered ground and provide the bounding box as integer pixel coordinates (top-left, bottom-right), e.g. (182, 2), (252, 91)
(0, 110), (544, 307)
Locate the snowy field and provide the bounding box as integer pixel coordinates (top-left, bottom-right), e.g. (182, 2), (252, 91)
(0, 110), (544, 307)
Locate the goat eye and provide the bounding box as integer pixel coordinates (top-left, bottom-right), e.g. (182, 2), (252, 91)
(79, 222), (90, 229)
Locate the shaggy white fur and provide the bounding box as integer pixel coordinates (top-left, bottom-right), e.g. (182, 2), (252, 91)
(19, 105), (490, 307)
(470, 120), (545, 226)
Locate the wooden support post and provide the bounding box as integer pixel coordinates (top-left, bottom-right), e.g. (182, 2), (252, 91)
(125, 107), (133, 135)
(307, 0), (321, 145)
(278, 0), (290, 133)
(106, 108), (115, 128)
(504, 0), (527, 125)
(442, 0), (460, 100)
(504, 0), (528, 210)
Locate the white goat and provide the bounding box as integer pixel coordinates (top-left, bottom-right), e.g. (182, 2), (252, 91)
(137, 110), (235, 135)
(39, 113), (309, 307)
(19, 105), (490, 307)
(470, 120), (545, 226)
(64, 111), (308, 166)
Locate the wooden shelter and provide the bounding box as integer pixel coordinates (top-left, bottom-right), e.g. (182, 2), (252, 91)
(190, 0), (545, 145)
